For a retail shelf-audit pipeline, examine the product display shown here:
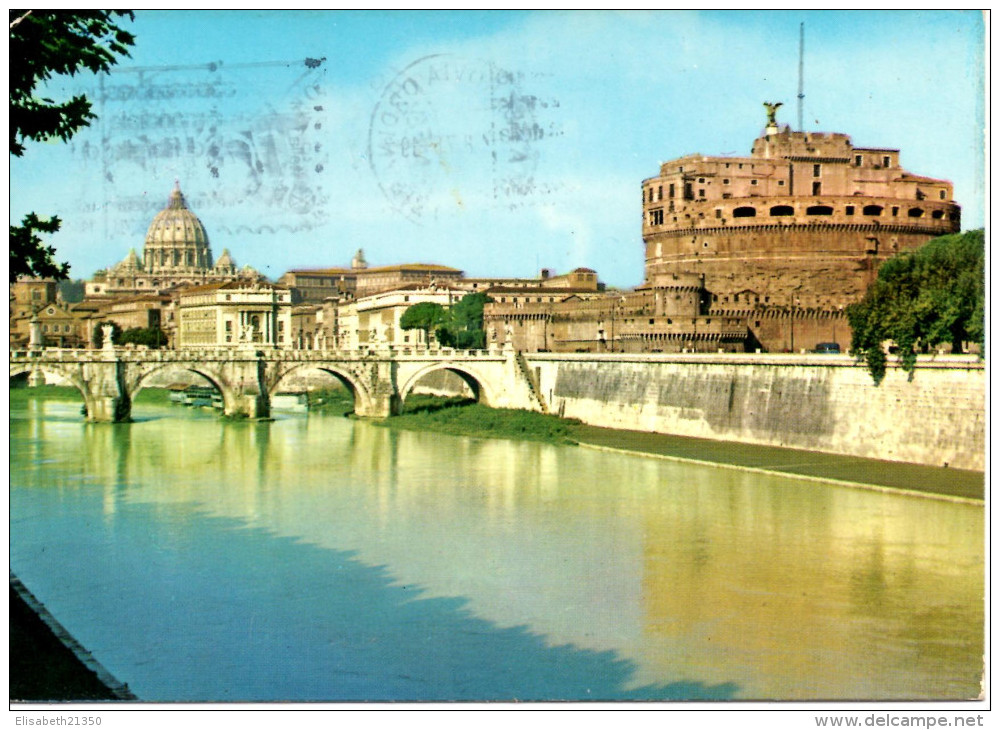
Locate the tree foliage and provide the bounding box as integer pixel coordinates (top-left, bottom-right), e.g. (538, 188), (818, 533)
(119, 326), (168, 349)
(10, 213), (67, 282)
(399, 302), (447, 342)
(9, 10), (135, 282)
(399, 293), (493, 349)
(436, 292), (493, 349)
(847, 229), (985, 384)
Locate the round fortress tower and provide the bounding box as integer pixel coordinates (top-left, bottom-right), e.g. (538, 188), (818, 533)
(641, 108), (961, 313)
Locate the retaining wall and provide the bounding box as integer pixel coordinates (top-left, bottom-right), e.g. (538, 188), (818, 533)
(525, 353), (985, 471)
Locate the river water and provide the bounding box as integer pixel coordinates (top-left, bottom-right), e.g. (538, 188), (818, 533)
(9, 394), (984, 702)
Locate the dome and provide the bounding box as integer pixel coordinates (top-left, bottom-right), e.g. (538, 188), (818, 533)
(143, 182), (213, 272)
(214, 248), (237, 274)
(110, 248), (141, 273)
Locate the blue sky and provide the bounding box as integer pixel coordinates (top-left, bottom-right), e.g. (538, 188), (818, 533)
(9, 10), (985, 288)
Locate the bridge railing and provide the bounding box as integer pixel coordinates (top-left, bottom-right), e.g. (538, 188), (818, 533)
(9, 345), (502, 363)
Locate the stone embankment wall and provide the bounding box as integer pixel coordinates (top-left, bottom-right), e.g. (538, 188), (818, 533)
(525, 353), (985, 471)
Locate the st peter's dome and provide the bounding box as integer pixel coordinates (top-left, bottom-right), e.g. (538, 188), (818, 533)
(142, 182), (213, 272)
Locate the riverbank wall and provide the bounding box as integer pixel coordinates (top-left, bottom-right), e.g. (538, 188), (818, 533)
(524, 353), (985, 471)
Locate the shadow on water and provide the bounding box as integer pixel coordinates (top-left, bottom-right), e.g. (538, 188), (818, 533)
(44, 500), (741, 703)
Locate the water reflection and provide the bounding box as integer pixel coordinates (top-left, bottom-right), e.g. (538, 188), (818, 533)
(9, 399), (983, 701)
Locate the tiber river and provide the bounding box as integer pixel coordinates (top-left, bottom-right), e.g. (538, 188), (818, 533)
(9, 392), (984, 702)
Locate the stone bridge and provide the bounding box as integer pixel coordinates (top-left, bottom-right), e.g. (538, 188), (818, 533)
(9, 346), (548, 422)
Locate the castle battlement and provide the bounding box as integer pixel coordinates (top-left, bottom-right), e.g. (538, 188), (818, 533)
(640, 111), (961, 311)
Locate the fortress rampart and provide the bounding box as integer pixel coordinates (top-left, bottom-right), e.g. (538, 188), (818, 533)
(640, 124), (961, 316)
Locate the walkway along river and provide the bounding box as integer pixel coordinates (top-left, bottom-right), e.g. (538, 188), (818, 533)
(9, 391), (985, 701)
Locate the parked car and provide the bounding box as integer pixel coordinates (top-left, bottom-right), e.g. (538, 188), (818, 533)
(813, 342), (841, 354)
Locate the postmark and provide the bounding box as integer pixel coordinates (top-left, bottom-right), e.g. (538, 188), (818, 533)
(368, 54), (562, 223)
(70, 59), (330, 240)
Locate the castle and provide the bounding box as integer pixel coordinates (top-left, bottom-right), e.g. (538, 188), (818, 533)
(639, 106), (960, 351)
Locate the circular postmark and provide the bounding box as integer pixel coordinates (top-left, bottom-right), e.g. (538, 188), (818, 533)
(368, 54), (554, 224)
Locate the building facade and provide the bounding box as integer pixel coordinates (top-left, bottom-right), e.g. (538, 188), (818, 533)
(176, 281), (292, 349)
(338, 283), (467, 350)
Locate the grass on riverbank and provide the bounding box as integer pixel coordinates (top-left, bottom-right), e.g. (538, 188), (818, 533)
(382, 395), (581, 445)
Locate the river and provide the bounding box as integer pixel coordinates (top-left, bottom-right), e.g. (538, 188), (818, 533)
(9, 392), (984, 702)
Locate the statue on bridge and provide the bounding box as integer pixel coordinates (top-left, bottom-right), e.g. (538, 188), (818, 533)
(101, 323), (115, 351)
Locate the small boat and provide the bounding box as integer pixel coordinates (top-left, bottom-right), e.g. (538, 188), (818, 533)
(182, 386), (218, 407)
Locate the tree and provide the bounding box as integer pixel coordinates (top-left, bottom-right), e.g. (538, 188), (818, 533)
(9, 10), (135, 282)
(847, 229), (985, 384)
(119, 326), (167, 349)
(57, 278), (86, 303)
(436, 292), (493, 349)
(400, 302), (447, 344)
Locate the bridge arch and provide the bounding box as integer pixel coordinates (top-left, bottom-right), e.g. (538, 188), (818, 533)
(130, 363), (236, 416)
(267, 363), (375, 416)
(9, 364), (90, 402)
(398, 361), (498, 408)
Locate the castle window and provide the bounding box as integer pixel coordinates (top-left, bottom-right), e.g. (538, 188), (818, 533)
(723, 179), (730, 185)
(649, 209), (664, 225)
(863, 205), (883, 216)
(806, 205), (833, 215)
(698, 178), (705, 183)
(931, 210), (944, 220)
(649, 319), (654, 325)
(812, 182), (822, 195)
(813, 164), (821, 177)
(846, 206), (855, 215)
(883, 156), (891, 167)
(892, 207), (899, 217)
(669, 183), (675, 198)
(698, 189), (705, 198)
(939, 190), (946, 200)
(770, 205), (794, 216)
(908, 207), (924, 218)
(658, 185), (663, 201)
(855, 155), (863, 166)
(738, 164), (743, 169)
(751, 179), (758, 185)
(733, 206), (757, 218)
(715, 209), (722, 218)
(778, 180), (785, 186)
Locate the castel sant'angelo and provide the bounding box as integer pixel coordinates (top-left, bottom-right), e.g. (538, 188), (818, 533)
(639, 103), (960, 352)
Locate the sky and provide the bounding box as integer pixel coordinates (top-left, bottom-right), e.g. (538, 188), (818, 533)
(9, 10), (986, 289)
